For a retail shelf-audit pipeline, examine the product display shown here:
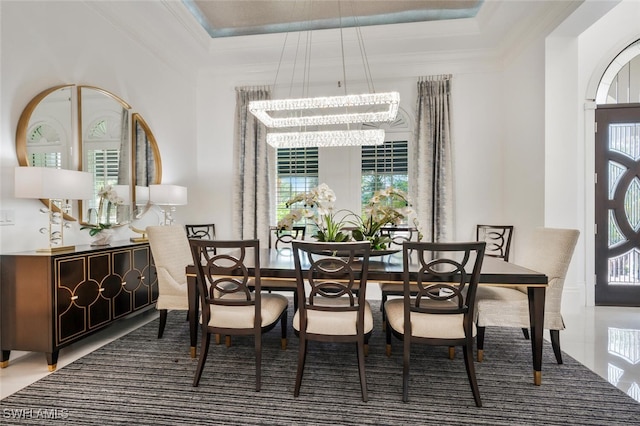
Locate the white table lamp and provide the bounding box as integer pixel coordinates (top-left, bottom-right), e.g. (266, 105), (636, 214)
(15, 167), (94, 252)
(149, 184), (187, 225)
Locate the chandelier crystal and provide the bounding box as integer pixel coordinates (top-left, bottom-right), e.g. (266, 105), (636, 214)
(267, 129), (384, 148)
(250, 92), (399, 128)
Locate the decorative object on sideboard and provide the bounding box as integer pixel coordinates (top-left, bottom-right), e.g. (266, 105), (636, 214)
(149, 184), (188, 226)
(81, 185), (126, 246)
(14, 166), (93, 252)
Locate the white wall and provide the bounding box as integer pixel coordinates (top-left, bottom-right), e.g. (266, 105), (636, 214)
(0, 1), (199, 253)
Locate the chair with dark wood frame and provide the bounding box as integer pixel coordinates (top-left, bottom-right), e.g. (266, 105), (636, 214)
(185, 223), (216, 240)
(384, 241), (486, 406)
(265, 225), (306, 310)
(188, 239), (288, 391)
(378, 226), (421, 326)
(291, 240), (373, 402)
(476, 224), (513, 261)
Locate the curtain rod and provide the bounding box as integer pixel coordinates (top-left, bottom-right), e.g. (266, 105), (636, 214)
(418, 74), (452, 82)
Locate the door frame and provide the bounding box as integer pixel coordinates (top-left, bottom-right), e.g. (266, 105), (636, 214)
(594, 103), (640, 306)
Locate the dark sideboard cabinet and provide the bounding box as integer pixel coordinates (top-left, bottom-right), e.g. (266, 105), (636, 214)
(0, 241), (158, 371)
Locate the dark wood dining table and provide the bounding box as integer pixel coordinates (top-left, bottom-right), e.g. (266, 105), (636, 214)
(185, 248), (549, 385)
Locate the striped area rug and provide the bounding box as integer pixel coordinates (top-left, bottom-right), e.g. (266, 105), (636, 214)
(2, 301), (639, 425)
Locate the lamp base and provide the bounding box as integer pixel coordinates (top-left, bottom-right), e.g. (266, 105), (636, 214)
(130, 237), (148, 243)
(36, 245), (76, 253)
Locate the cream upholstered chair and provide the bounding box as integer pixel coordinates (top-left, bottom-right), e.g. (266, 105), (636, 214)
(146, 225), (192, 344)
(475, 227), (580, 364)
(188, 239), (288, 390)
(291, 240), (373, 402)
(384, 241), (486, 406)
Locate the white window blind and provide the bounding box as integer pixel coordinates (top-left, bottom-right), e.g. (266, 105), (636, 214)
(276, 147), (319, 223)
(361, 140), (409, 206)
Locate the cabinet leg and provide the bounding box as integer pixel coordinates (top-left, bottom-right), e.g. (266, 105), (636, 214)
(1, 350), (10, 368)
(46, 351), (59, 372)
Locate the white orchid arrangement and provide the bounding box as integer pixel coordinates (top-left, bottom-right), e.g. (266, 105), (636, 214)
(277, 184), (420, 247)
(81, 185), (124, 236)
(277, 183), (350, 242)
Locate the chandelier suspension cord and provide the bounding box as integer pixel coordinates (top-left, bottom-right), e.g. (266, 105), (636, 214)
(351, 1), (375, 94)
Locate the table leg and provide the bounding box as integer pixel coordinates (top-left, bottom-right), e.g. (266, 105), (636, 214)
(187, 273), (198, 358)
(527, 286), (546, 385)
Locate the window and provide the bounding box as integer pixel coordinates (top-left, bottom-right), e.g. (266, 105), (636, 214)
(361, 139), (408, 207)
(27, 122), (64, 168)
(276, 147), (319, 223)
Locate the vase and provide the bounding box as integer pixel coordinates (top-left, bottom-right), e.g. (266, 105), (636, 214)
(91, 229), (115, 246)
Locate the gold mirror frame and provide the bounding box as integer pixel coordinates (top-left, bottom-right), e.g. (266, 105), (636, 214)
(15, 84), (162, 223)
(16, 84), (76, 220)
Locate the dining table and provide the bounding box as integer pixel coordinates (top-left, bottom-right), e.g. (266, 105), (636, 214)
(185, 248), (549, 385)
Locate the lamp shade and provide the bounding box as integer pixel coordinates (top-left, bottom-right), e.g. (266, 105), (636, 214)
(112, 185), (131, 204)
(135, 186), (150, 205)
(15, 167), (94, 200)
(149, 184), (187, 206)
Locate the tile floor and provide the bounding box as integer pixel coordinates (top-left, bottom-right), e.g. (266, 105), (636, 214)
(1, 303), (639, 403)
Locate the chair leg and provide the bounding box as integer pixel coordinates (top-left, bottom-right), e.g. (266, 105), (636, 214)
(402, 337), (410, 402)
(476, 326), (485, 362)
(463, 341), (482, 407)
(381, 292), (388, 331)
(385, 313), (392, 357)
(280, 310), (288, 350)
(255, 333), (262, 392)
(225, 336), (232, 347)
(356, 340), (368, 402)
(192, 331), (211, 387)
(158, 309), (168, 339)
(550, 329), (563, 364)
(294, 335), (308, 397)
(522, 328), (530, 340)
(448, 346), (455, 360)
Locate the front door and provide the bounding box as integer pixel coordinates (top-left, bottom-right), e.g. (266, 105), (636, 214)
(595, 104), (640, 305)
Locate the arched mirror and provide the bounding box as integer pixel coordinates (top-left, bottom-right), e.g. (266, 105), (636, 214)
(15, 84), (162, 223)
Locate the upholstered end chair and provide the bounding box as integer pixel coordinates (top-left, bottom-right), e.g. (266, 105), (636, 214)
(474, 227), (580, 364)
(146, 225), (192, 351)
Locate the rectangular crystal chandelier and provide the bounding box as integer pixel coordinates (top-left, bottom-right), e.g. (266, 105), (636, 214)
(247, 3), (400, 148)
(267, 129), (384, 148)
(250, 92), (399, 128)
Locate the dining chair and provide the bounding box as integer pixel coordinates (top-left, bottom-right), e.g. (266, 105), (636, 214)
(188, 238), (288, 390)
(146, 225), (192, 351)
(185, 223), (216, 240)
(476, 224), (514, 261)
(474, 227), (579, 365)
(269, 225), (306, 250)
(384, 241), (486, 406)
(291, 240), (373, 402)
(265, 225), (306, 310)
(379, 226), (421, 326)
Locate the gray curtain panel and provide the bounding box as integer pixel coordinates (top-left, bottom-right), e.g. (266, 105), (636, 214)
(232, 86), (274, 243)
(412, 75), (454, 242)
(118, 109), (130, 185)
